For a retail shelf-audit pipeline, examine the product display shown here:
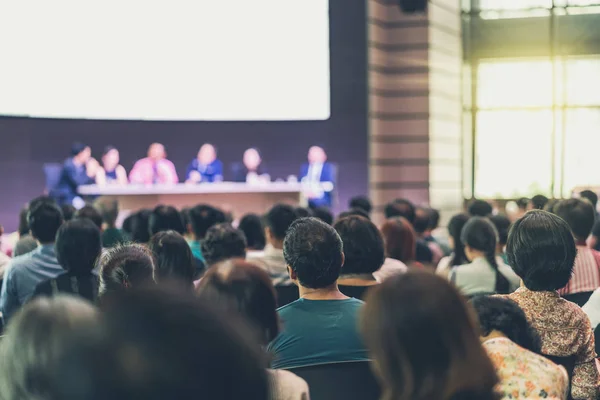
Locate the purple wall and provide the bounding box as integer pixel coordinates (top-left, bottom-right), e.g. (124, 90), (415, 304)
(0, 1), (368, 231)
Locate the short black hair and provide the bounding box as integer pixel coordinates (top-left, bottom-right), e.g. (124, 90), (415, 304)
(294, 207), (314, 218)
(516, 197), (529, 211)
(28, 202), (64, 243)
(60, 204), (76, 221)
(75, 205), (103, 230)
(284, 217), (344, 289)
(413, 207), (431, 235)
(467, 200), (493, 217)
(334, 216), (384, 275)
(97, 244), (155, 296)
(428, 208), (441, 231)
(555, 198), (596, 241)
(337, 208), (370, 221)
(530, 195), (549, 210)
(188, 205), (226, 239)
(489, 214), (511, 245)
(148, 205), (185, 236)
(201, 224), (247, 267)
(149, 231), (195, 285)
(349, 196), (372, 214)
(448, 213), (470, 266)
(102, 145), (117, 157)
(71, 142), (88, 156)
(384, 199), (416, 224)
(130, 209), (152, 243)
(507, 210), (576, 291)
(55, 219), (102, 275)
(312, 207), (333, 225)
(264, 204), (298, 241)
(471, 296), (542, 353)
(18, 207), (30, 236)
(580, 190), (598, 208)
(95, 198), (119, 227)
(238, 214), (266, 251)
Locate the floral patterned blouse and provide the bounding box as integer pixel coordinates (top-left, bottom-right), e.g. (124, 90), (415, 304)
(484, 337), (569, 399)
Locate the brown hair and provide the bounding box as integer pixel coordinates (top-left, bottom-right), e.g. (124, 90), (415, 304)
(362, 272), (499, 400)
(380, 217), (416, 263)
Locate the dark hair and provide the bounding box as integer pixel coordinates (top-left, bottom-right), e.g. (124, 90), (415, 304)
(71, 142), (88, 156)
(362, 273), (499, 400)
(94, 197), (119, 227)
(149, 231), (195, 285)
(468, 200), (493, 217)
(312, 207), (334, 225)
(238, 214), (266, 251)
(428, 208), (441, 230)
(201, 224), (247, 267)
(448, 213), (470, 267)
(148, 205), (184, 236)
(580, 190), (598, 208)
(530, 195), (549, 210)
(75, 205), (103, 230)
(284, 217), (344, 289)
(337, 208), (370, 221)
(516, 197), (529, 211)
(122, 214), (134, 235)
(507, 210), (576, 291)
(384, 199), (416, 224)
(188, 205), (226, 239)
(471, 296), (542, 353)
(264, 204), (298, 241)
(555, 198), (596, 241)
(97, 244), (155, 296)
(102, 145), (117, 157)
(55, 219), (102, 275)
(197, 259), (279, 345)
(334, 216), (385, 275)
(294, 207), (314, 218)
(98, 286), (269, 400)
(18, 207), (30, 236)
(28, 202), (64, 243)
(489, 214), (511, 246)
(380, 217), (416, 263)
(60, 204), (76, 221)
(461, 217), (509, 294)
(543, 199), (559, 213)
(130, 209), (152, 243)
(349, 196), (372, 214)
(413, 207), (432, 235)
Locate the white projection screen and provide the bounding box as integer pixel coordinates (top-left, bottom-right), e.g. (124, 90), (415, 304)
(0, 0), (330, 121)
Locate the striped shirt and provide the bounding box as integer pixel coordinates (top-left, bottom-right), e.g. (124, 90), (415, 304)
(558, 245), (600, 296)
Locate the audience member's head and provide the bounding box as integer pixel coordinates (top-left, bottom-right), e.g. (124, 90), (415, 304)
(507, 210), (576, 291)
(197, 259), (279, 346)
(579, 189), (598, 210)
(60, 204), (76, 221)
(555, 198), (596, 242)
(97, 244), (155, 297)
(284, 218), (344, 289)
(448, 213), (470, 267)
(294, 207), (314, 218)
(201, 223), (247, 267)
(99, 286), (269, 400)
(75, 205), (103, 230)
(56, 219), (102, 276)
(188, 204), (226, 240)
(18, 206), (30, 237)
(312, 206), (333, 225)
(516, 197), (529, 212)
(362, 273), (499, 400)
(238, 214), (266, 251)
(27, 202), (64, 244)
(263, 204), (297, 248)
(348, 196), (372, 215)
(471, 295), (542, 353)
(489, 214), (511, 248)
(380, 217), (416, 264)
(428, 208), (441, 231)
(122, 214), (134, 236)
(334, 216), (385, 277)
(147, 142), (166, 161)
(148, 205), (185, 236)
(468, 199), (493, 217)
(149, 231), (195, 285)
(337, 208), (370, 221)
(94, 197), (120, 228)
(529, 194), (549, 210)
(384, 199), (416, 224)
(413, 207), (432, 236)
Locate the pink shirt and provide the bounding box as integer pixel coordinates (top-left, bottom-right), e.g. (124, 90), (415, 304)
(129, 158), (179, 184)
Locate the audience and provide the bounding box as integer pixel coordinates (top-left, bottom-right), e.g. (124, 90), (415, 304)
(294, 207), (314, 218)
(502, 210), (600, 399)
(580, 189), (599, 214)
(529, 194), (549, 210)
(385, 199), (433, 265)
(34, 219), (101, 302)
(361, 272), (499, 400)
(337, 208), (370, 220)
(201, 223), (247, 268)
(149, 231), (195, 286)
(554, 198), (600, 306)
(471, 296), (569, 399)
(97, 244), (155, 298)
(187, 204), (226, 264)
(312, 206), (333, 225)
(334, 216), (383, 299)
(380, 217), (420, 269)
(489, 214), (511, 264)
(95, 197), (128, 247)
(197, 260), (310, 400)
(426, 207), (452, 255)
(60, 204), (76, 221)
(148, 205), (185, 236)
(13, 206), (38, 257)
(74, 205), (103, 230)
(436, 213), (470, 278)
(129, 209), (152, 243)
(414, 207), (444, 264)
(450, 217), (519, 297)
(268, 217), (368, 369)
(348, 195), (372, 216)
(468, 199), (493, 217)
(247, 204), (298, 286)
(0, 202), (64, 322)
(238, 214), (266, 252)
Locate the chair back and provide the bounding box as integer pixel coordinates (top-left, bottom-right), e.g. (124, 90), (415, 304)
(543, 354), (576, 400)
(43, 163), (63, 193)
(275, 285), (299, 308)
(562, 291), (594, 307)
(288, 361), (380, 400)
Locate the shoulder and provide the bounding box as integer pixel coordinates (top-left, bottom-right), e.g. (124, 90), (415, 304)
(116, 165), (127, 173)
(268, 369), (310, 399)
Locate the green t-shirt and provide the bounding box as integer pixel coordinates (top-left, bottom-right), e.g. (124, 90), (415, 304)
(268, 298), (369, 369)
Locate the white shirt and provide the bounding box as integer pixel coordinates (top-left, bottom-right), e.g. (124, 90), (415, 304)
(449, 256), (521, 296)
(307, 163), (323, 183)
(582, 288), (600, 330)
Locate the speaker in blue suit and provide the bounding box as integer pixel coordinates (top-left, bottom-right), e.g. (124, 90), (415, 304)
(299, 146), (336, 208)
